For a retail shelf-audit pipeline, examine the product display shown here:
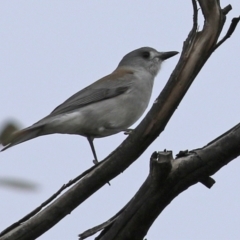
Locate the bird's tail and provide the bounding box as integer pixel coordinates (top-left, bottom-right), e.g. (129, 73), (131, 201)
(1, 126), (42, 152)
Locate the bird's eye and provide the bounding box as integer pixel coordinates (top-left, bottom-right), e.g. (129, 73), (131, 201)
(142, 51), (150, 59)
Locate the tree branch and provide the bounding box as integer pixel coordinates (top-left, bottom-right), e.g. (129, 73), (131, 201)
(214, 16), (240, 50)
(79, 123), (240, 240)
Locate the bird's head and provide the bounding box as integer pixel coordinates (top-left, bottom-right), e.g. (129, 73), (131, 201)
(118, 47), (178, 77)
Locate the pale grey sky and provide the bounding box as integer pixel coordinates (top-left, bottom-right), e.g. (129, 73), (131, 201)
(0, 1), (240, 239)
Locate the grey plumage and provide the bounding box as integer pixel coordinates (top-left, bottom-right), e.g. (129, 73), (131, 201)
(1, 47), (178, 162)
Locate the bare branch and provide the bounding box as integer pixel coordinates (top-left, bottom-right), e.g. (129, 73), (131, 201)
(214, 16), (240, 50)
(80, 123), (240, 240)
(0, 165), (96, 237)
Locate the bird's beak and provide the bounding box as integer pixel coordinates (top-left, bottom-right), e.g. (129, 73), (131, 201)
(159, 51), (179, 60)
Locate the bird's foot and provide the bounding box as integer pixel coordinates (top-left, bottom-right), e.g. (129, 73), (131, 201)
(93, 159), (99, 165)
(123, 128), (134, 135)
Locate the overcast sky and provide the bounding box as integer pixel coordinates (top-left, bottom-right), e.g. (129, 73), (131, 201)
(0, 1), (240, 239)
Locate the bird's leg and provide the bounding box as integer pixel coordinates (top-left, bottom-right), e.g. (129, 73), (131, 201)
(87, 137), (111, 186)
(123, 128), (134, 135)
(87, 137), (112, 186)
(87, 137), (98, 165)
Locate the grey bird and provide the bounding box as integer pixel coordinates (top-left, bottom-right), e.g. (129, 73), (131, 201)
(1, 47), (178, 163)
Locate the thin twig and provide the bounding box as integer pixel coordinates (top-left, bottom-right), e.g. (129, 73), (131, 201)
(214, 16), (240, 50)
(183, 0), (198, 52)
(79, 206), (127, 240)
(222, 4), (232, 15)
(0, 164), (97, 236)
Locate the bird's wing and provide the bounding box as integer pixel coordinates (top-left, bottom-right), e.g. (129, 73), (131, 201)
(48, 68), (134, 116)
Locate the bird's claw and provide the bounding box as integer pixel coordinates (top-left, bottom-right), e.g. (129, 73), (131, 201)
(93, 159), (99, 165)
(123, 129), (133, 135)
